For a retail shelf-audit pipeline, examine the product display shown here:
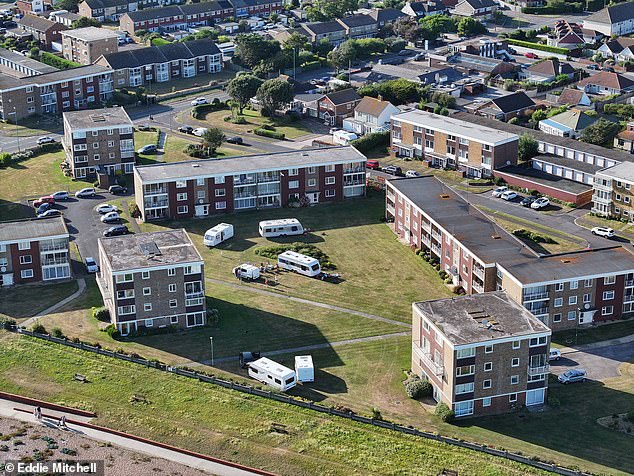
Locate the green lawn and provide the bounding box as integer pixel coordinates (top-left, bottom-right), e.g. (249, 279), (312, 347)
(0, 115), (62, 137)
(140, 193), (452, 322)
(0, 331), (553, 476)
(577, 213), (634, 242)
(552, 319), (634, 347)
(0, 280), (78, 321)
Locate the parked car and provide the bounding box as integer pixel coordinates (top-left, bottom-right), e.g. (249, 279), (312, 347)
(108, 185), (127, 195)
(75, 187), (96, 198)
(37, 209), (61, 219)
(36, 136), (55, 145)
(531, 197), (550, 210)
(85, 257), (99, 273)
(520, 196), (537, 207)
(549, 349), (562, 361)
(191, 97), (208, 106)
(226, 136), (244, 145)
(558, 369), (586, 384)
(33, 196), (55, 207)
(524, 52), (539, 59)
(602, 66), (615, 72)
(192, 127), (208, 137)
(398, 49), (413, 56)
(500, 191), (518, 201)
(95, 203), (117, 214)
(591, 226), (615, 238)
(137, 144), (157, 154)
(51, 191), (70, 201)
(100, 211), (121, 223)
(329, 127), (340, 135)
(587, 64), (600, 70)
(491, 186), (508, 198)
(103, 225), (129, 237)
(178, 125), (194, 134)
(405, 170), (420, 178)
(366, 159), (380, 170)
(383, 165), (402, 176)
(36, 203), (52, 214)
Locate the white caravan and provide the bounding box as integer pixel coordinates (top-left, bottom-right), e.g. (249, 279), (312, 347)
(203, 223), (234, 247)
(248, 357), (297, 391)
(259, 219), (304, 238)
(295, 355), (314, 383)
(233, 264), (260, 280)
(277, 251), (321, 277)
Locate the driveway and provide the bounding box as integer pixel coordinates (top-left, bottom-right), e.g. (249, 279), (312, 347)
(551, 339), (634, 381)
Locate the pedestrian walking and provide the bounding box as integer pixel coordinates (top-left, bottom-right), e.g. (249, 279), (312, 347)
(58, 415), (67, 429)
(264, 278), (269, 286)
(274, 276), (278, 285)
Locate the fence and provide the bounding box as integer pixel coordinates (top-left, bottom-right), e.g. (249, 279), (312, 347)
(10, 327), (592, 476)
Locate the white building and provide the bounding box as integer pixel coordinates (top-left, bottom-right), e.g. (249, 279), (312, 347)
(343, 96), (400, 135)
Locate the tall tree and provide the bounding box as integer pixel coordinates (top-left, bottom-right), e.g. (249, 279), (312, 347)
(456, 17), (487, 37)
(581, 118), (620, 146)
(518, 133), (539, 161)
(394, 17), (422, 43)
(419, 15), (456, 40)
(328, 40), (358, 71)
(256, 78), (294, 116)
(234, 34), (281, 70)
(201, 128), (225, 153)
(71, 17), (101, 28)
(227, 74), (263, 114)
(283, 31), (309, 52)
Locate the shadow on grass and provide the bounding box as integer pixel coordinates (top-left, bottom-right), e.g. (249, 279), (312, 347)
(0, 199), (34, 220)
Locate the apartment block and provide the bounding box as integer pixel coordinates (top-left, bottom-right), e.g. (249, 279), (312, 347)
(390, 110), (518, 178)
(412, 292), (551, 417)
(61, 27), (120, 65)
(62, 107), (135, 179)
(0, 217), (72, 286)
(387, 175), (634, 331)
(592, 162), (634, 220)
(96, 229), (206, 336)
(134, 146), (367, 222)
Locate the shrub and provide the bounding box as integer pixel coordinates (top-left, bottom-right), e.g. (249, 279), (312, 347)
(506, 39), (569, 55)
(51, 327), (65, 339)
(371, 407), (383, 420)
(350, 131), (390, 154)
(405, 378), (432, 399)
(38, 51), (81, 69)
(184, 144), (210, 159)
(435, 403), (455, 422)
(38, 142), (63, 154)
(128, 203), (142, 219)
(191, 102), (228, 119)
(31, 323), (47, 334)
(102, 324), (120, 339)
(0, 317), (16, 330)
(254, 128), (285, 140)
(91, 307), (110, 322)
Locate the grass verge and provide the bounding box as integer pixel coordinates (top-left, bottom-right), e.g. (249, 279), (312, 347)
(0, 280), (78, 321)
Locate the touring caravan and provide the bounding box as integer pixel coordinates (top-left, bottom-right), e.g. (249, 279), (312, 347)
(278, 251), (321, 277)
(295, 355), (314, 383)
(248, 357), (297, 391)
(203, 223), (234, 247)
(259, 219), (304, 238)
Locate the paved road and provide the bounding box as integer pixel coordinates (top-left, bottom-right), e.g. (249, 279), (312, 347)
(552, 337), (634, 381)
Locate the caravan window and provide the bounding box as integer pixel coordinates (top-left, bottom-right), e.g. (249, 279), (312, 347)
(311, 264), (319, 271)
(274, 378), (281, 384)
(251, 368), (258, 374)
(291, 226), (298, 231)
(285, 377), (295, 385)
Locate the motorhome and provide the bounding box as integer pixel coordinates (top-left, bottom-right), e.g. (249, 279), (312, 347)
(233, 264), (260, 281)
(248, 357), (297, 391)
(278, 251), (321, 277)
(295, 355), (314, 383)
(258, 219), (304, 238)
(203, 223), (234, 247)
(332, 130), (358, 146)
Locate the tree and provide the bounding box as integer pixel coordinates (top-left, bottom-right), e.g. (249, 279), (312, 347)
(269, 12), (279, 23)
(581, 118), (620, 146)
(531, 109), (547, 122)
(201, 128), (225, 153)
(394, 17), (422, 43)
(54, 0), (80, 11)
(283, 31), (309, 52)
(256, 78), (294, 115)
(234, 33), (281, 69)
(227, 74), (263, 114)
(314, 38), (332, 57)
(305, 0), (358, 20)
(518, 133), (539, 161)
(238, 20), (249, 32)
(71, 17), (101, 28)
(431, 91), (456, 109)
(29, 47), (40, 59)
(456, 17), (487, 37)
(419, 15), (456, 41)
(328, 40), (358, 71)
(355, 38), (386, 57)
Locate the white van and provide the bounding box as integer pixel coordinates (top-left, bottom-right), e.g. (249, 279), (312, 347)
(233, 264), (260, 280)
(277, 251), (321, 277)
(203, 223), (234, 247)
(248, 357), (297, 391)
(258, 219), (304, 238)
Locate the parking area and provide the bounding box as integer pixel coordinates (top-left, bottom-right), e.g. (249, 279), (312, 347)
(553, 338), (634, 382)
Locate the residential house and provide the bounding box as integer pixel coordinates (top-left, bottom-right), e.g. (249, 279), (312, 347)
(519, 59), (575, 83)
(342, 96), (400, 135)
(17, 14), (67, 49)
(554, 88), (591, 107)
(61, 27), (120, 65)
(16, 0), (49, 14)
(49, 11), (82, 27)
(577, 71), (634, 96)
(96, 39), (222, 88)
(78, 0), (136, 22)
(584, 1), (634, 36)
(291, 92), (321, 118)
(336, 14), (377, 40)
(412, 292), (551, 417)
(538, 108), (596, 139)
(96, 229), (206, 336)
(615, 121), (634, 154)
(448, 37), (510, 60)
(451, 0), (497, 19)
(593, 162), (634, 220)
(547, 20), (585, 50)
(357, 62), (464, 85)
(401, 0), (446, 18)
(390, 109), (518, 177)
(448, 52), (517, 76)
(317, 88), (361, 126)
(366, 7), (406, 28)
(62, 107), (135, 179)
(232, 0), (282, 18)
(597, 37), (634, 60)
(300, 21), (347, 46)
(0, 217), (71, 286)
(471, 91), (536, 122)
(133, 146), (367, 221)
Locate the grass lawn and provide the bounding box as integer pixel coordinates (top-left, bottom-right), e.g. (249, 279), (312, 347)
(0, 115), (62, 137)
(0, 280), (78, 321)
(0, 331), (553, 476)
(128, 71), (235, 96)
(552, 319), (634, 347)
(576, 213), (634, 242)
(140, 192), (452, 322)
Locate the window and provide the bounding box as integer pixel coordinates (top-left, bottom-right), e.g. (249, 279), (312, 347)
(553, 313), (562, 322)
(584, 279), (592, 287)
(325, 164), (335, 172)
(117, 305), (135, 315)
(19, 255), (32, 265)
(485, 345), (493, 353)
(308, 167), (316, 174)
(20, 269), (33, 279)
(168, 268), (176, 276)
(454, 400), (474, 417)
(583, 293), (591, 303)
(144, 303), (152, 311)
(509, 393), (517, 403)
(169, 283), (177, 293)
(177, 193), (187, 201)
(325, 176), (336, 185)
(529, 336), (547, 347)
(602, 305), (614, 316)
(555, 283), (564, 292)
(215, 176), (225, 184)
(456, 365), (475, 377)
(570, 280), (578, 290)
(184, 265), (199, 275)
(177, 206), (188, 214)
(603, 290), (615, 300)
(196, 178), (205, 186)
(569, 296), (577, 305)
(142, 271), (150, 279)
(325, 189), (336, 198)
(512, 340), (520, 349)
(511, 375), (519, 385)
(215, 189), (226, 197)
(567, 311), (576, 320)
(289, 180), (299, 189)
(456, 347), (475, 359)
(143, 287), (151, 296)
(482, 397), (491, 407)
(18, 242), (30, 251)
(308, 179), (317, 187)
(483, 379), (492, 389)
(289, 168), (298, 176)
(93, 154), (100, 161)
(554, 297), (563, 307)
(176, 180), (187, 188)
(604, 276), (616, 285)
(484, 362), (492, 371)
(115, 273), (133, 283)
(216, 201), (227, 210)
(455, 382), (474, 394)
(511, 358), (520, 367)
(197, 190), (205, 200)
(92, 130), (99, 137)
(116, 289), (134, 299)
(170, 316), (179, 324)
(93, 143), (99, 149)
(169, 299), (177, 308)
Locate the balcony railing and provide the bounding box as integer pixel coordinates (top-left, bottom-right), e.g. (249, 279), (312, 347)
(529, 306), (549, 316)
(472, 265), (484, 280)
(431, 244), (441, 256)
(144, 186), (167, 195)
(386, 205), (395, 215)
(40, 242), (67, 252)
(41, 257), (69, 266)
(527, 364), (550, 376)
(121, 151), (135, 159)
(472, 281), (484, 293)
(524, 292), (549, 302)
(431, 231), (442, 241)
(145, 200), (168, 209)
(234, 178), (257, 186)
(344, 166), (365, 174)
(422, 221), (431, 233)
(624, 294), (634, 303)
(626, 280), (634, 287)
(413, 344), (444, 376)
(344, 180), (364, 187)
(235, 191), (257, 199)
(591, 194), (612, 204)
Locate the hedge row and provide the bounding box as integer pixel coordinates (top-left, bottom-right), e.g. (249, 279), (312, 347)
(191, 100), (228, 119)
(507, 39), (569, 55)
(254, 128), (285, 140)
(350, 131), (389, 154)
(0, 142), (63, 167)
(521, 2), (583, 14)
(39, 52), (81, 70)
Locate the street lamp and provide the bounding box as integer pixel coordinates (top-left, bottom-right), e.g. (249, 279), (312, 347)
(210, 336), (214, 366)
(8, 106), (20, 153)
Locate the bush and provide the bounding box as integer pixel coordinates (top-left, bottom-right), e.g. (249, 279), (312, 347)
(0, 152), (11, 167)
(254, 128), (285, 140)
(512, 229), (557, 244)
(506, 38), (569, 55)
(0, 317), (16, 330)
(350, 131), (389, 154)
(183, 143), (211, 159)
(102, 324), (120, 339)
(128, 203), (142, 219)
(91, 307), (110, 322)
(371, 407), (383, 420)
(405, 378), (432, 399)
(31, 323), (47, 334)
(38, 142), (63, 154)
(191, 102), (228, 119)
(255, 242), (336, 270)
(51, 327), (65, 339)
(435, 403), (455, 422)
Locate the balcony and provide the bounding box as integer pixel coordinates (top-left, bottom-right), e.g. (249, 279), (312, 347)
(624, 294), (634, 303)
(41, 257), (69, 266)
(234, 178), (257, 186)
(422, 221), (431, 233)
(431, 244), (441, 256)
(344, 180), (364, 187)
(386, 204), (395, 216)
(144, 200), (168, 209)
(529, 306), (549, 316)
(472, 264), (484, 280)
(528, 364), (550, 376)
(40, 242), (67, 252)
(234, 190), (257, 199)
(413, 344), (444, 376)
(121, 150), (135, 159)
(523, 291), (549, 302)
(472, 281), (484, 293)
(431, 231), (442, 241)
(344, 166), (364, 174)
(592, 194), (612, 204)
(144, 186), (167, 196)
(626, 280), (634, 287)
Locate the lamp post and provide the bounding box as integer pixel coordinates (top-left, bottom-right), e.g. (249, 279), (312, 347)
(9, 106), (20, 153)
(210, 336), (214, 366)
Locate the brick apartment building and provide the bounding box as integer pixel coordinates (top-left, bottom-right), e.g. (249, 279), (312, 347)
(412, 292), (551, 418)
(96, 229), (206, 336)
(61, 27), (120, 65)
(390, 110), (518, 178)
(62, 107), (135, 179)
(387, 176), (634, 331)
(0, 217), (71, 287)
(592, 162), (634, 220)
(232, 0), (282, 17)
(96, 39), (222, 88)
(133, 146), (367, 222)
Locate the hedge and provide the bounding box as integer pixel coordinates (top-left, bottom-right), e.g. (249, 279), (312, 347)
(0, 142), (63, 168)
(191, 101), (228, 119)
(506, 39), (569, 55)
(254, 128), (285, 140)
(302, 60), (322, 71)
(521, 2), (583, 14)
(39, 52), (81, 70)
(349, 131), (389, 154)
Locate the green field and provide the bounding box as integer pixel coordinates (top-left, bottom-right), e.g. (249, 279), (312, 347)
(0, 280), (78, 321)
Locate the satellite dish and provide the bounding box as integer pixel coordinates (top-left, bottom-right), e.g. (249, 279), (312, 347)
(584, 304), (590, 310)
(0, 266), (5, 272)
(198, 199), (204, 204)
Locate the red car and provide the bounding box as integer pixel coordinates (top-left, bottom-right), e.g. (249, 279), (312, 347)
(33, 195), (55, 207)
(366, 159), (380, 170)
(524, 52), (539, 59)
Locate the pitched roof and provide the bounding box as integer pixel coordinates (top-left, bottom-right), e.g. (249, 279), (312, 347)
(82, 0), (129, 9)
(526, 59), (574, 77)
(543, 108), (596, 131)
(322, 88), (361, 105)
(17, 14), (62, 32)
(406, 0), (445, 13)
(301, 20), (345, 35)
(354, 96), (394, 117)
(487, 91), (535, 113)
(337, 14), (376, 28)
(585, 0), (634, 25)
(577, 71), (634, 90)
(125, 1), (229, 21)
(601, 37), (634, 54)
(368, 7), (406, 22)
(556, 88), (586, 105)
(457, 0), (497, 9)
(100, 39), (220, 69)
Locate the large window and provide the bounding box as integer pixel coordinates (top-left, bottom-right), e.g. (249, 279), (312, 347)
(456, 365), (475, 377)
(117, 305), (135, 315)
(115, 273), (133, 283)
(456, 347), (475, 359)
(454, 400), (474, 417)
(455, 382), (474, 394)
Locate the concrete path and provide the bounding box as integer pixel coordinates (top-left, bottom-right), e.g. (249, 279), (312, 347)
(22, 278), (87, 327)
(207, 278), (411, 329)
(0, 398), (268, 476)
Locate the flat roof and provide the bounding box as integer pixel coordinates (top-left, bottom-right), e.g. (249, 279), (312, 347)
(99, 229), (203, 272)
(597, 161), (634, 182)
(415, 291), (550, 346)
(135, 146), (367, 184)
(61, 26), (119, 41)
(392, 109), (518, 146)
(63, 107), (132, 130)
(0, 217), (68, 244)
(0, 48), (58, 74)
(496, 165), (592, 195)
(532, 154), (602, 175)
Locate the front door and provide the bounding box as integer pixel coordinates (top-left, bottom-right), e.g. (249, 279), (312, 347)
(195, 204), (209, 217)
(579, 310), (594, 325)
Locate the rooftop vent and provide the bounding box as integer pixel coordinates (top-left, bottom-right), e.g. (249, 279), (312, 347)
(90, 114), (106, 122)
(139, 241), (161, 258)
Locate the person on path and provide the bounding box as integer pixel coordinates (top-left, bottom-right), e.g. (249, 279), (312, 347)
(58, 415), (67, 429)
(274, 276), (278, 286)
(33, 407), (38, 421)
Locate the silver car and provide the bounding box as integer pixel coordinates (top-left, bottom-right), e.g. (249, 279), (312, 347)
(558, 369), (586, 384)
